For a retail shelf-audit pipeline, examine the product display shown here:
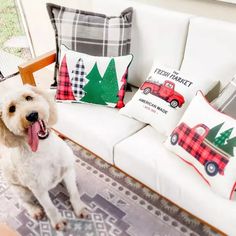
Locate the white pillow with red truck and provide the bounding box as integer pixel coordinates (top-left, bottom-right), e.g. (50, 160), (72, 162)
(120, 64), (215, 135)
(165, 91), (236, 199)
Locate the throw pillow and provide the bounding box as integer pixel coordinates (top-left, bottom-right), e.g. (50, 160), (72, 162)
(165, 91), (236, 199)
(211, 78), (236, 119)
(120, 65), (215, 135)
(46, 3), (133, 86)
(56, 45), (133, 108)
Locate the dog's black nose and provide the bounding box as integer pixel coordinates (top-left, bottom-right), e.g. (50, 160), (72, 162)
(26, 112), (38, 122)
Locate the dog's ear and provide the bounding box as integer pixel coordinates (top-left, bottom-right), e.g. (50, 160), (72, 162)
(0, 111), (21, 147)
(28, 85), (58, 126)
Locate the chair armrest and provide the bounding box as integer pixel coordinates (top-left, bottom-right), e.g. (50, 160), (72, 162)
(18, 50), (56, 86)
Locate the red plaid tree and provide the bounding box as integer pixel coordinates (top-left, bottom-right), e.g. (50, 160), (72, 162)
(56, 55), (75, 101)
(116, 71), (127, 108)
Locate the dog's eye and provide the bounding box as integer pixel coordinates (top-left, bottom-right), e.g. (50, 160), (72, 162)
(9, 105), (16, 113)
(25, 96), (33, 101)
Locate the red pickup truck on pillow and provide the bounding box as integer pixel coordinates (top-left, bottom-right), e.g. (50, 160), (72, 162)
(170, 122), (229, 176)
(140, 80), (185, 108)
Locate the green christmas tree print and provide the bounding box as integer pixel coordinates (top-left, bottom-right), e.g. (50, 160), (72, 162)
(221, 136), (236, 156)
(206, 122), (224, 143)
(80, 63), (107, 105)
(214, 128), (233, 147)
(101, 58), (119, 104)
(206, 122), (236, 157)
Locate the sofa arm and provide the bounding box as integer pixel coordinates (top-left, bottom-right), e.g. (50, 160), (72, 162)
(18, 50), (56, 86)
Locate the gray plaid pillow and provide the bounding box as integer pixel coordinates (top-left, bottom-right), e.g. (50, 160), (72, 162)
(211, 78), (236, 118)
(46, 3), (133, 86)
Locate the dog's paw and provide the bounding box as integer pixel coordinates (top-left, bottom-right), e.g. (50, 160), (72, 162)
(75, 207), (90, 219)
(29, 206), (45, 220)
(54, 219), (67, 231)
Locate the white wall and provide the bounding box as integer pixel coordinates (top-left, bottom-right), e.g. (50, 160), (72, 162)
(135, 0), (236, 23)
(19, 0), (93, 56)
(19, 0), (236, 57)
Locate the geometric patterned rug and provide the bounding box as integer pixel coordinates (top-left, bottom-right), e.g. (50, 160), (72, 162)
(0, 140), (223, 236)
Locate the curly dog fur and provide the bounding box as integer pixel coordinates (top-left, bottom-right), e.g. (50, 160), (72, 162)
(0, 85), (88, 230)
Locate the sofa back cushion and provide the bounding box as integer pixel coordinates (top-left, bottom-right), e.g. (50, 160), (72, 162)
(181, 17), (236, 89)
(90, 0), (192, 87)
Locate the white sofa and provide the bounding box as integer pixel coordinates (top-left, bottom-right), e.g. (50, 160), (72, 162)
(19, 0), (236, 234)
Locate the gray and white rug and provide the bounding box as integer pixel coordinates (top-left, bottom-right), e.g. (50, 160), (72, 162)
(0, 140), (223, 236)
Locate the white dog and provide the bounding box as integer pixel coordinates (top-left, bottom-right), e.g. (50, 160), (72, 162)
(0, 85), (88, 230)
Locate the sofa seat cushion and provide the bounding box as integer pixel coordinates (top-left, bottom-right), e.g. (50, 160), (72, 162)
(114, 125), (166, 190)
(114, 125), (236, 235)
(53, 89), (145, 164)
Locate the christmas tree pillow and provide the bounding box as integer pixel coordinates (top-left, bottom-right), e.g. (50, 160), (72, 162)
(119, 64), (215, 135)
(56, 45), (133, 108)
(165, 91), (236, 199)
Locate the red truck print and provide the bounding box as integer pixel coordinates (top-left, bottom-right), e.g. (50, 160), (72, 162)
(170, 122), (229, 176)
(140, 80), (185, 108)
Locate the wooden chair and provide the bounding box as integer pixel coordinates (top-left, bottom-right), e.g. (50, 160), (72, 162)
(18, 50), (56, 86)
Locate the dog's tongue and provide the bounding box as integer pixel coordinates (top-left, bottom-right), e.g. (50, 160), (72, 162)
(28, 121), (41, 152)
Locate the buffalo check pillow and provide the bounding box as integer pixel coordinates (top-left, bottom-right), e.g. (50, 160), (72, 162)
(165, 91), (236, 199)
(47, 3), (133, 86)
(120, 64), (215, 135)
(56, 45), (133, 108)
